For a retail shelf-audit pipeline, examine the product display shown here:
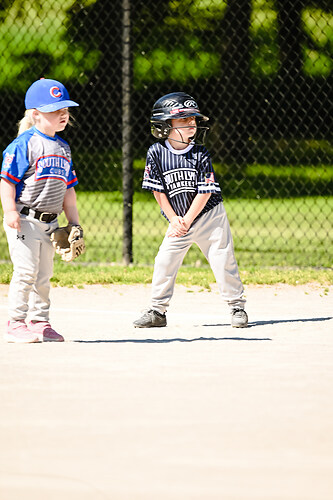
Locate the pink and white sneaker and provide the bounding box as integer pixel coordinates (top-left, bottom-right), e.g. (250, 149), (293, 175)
(4, 321), (39, 343)
(28, 321), (64, 342)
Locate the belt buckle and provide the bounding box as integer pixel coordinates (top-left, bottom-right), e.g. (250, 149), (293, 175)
(40, 212), (52, 222)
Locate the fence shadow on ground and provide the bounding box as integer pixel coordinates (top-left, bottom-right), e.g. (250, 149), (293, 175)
(200, 317), (332, 328)
(73, 316), (332, 343)
(246, 317), (332, 327)
(74, 336), (272, 343)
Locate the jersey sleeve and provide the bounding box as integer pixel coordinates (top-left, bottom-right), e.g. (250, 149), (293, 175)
(142, 149), (164, 193)
(197, 150), (221, 195)
(1, 139), (30, 185)
(67, 161), (78, 189)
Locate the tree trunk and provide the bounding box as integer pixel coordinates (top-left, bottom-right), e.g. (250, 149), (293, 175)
(274, 0), (305, 136)
(218, 0), (253, 164)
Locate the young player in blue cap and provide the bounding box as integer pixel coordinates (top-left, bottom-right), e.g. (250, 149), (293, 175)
(0, 78), (82, 342)
(133, 92), (248, 329)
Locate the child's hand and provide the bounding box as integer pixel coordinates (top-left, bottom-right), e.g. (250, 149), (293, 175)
(4, 210), (21, 231)
(168, 216), (188, 237)
(182, 217), (192, 232)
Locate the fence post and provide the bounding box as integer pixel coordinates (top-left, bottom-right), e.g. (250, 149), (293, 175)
(122, 0), (133, 265)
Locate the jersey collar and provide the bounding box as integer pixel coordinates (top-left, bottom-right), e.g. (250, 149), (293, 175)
(165, 139), (194, 155)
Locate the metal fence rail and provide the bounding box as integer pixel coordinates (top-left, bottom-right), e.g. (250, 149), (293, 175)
(0, 0), (332, 267)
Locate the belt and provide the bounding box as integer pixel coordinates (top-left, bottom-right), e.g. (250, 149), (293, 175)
(20, 206), (58, 223)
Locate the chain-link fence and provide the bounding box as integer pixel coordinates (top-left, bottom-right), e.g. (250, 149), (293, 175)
(0, 0), (332, 268)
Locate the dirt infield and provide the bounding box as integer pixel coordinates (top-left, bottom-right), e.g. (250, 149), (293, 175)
(0, 282), (332, 500)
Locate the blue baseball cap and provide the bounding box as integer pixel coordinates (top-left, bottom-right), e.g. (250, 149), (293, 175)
(25, 78), (79, 112)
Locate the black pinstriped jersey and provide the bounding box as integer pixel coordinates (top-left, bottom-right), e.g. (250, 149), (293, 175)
(142, 140), (223, 222)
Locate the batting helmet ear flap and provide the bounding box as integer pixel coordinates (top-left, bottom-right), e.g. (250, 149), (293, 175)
(151, 120), (172, 139)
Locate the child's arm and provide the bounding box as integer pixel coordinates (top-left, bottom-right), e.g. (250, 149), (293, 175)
(183, 193), (211, 230)
(153, 191), (187, 237)
(0, 179), (21, 230)
(168, 193), (211, 237)
(63, 187), (80, 225)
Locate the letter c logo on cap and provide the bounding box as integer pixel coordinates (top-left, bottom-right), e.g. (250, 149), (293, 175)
(50, 86), (62, 98)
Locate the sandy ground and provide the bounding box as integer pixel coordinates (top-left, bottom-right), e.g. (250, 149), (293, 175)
(0, 282), (332, 500)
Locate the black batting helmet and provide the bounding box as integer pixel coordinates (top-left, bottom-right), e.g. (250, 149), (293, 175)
(150, 92), (209, 140)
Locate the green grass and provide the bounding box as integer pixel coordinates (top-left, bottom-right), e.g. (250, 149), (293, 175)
(73, 193), (333, 267)
(0, 262), (332, 288)
(75, 156), (333, 194)
(1, 193), (332, 269)
(246, 164), (333, 182)
(0, 191), (332, 287)
(226, 196), (333, 268)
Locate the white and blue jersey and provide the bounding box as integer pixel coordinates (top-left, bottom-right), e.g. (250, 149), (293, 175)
(142, 140), (222, 222)
(1, 126), (78, 214)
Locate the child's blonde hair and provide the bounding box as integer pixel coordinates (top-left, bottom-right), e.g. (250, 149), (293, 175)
(17, 109), (75, 137)
(17, 109), (35, 136)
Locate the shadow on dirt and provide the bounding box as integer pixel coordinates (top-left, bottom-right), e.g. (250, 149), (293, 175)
(74, 336), (272, 343)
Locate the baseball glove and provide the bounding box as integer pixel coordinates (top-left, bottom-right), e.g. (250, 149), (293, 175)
(50, 224), (85, 262)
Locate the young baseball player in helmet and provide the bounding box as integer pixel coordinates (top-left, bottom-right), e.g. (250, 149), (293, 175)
(0, 78), (82, 342)
(133, 91), (248, 328)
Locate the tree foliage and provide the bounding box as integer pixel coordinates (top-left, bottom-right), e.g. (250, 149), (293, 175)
(0, 0), (98, 91)
(0, 0), (332, 92)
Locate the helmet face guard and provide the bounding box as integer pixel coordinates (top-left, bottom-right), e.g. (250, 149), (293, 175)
(150, 92), (209, 145)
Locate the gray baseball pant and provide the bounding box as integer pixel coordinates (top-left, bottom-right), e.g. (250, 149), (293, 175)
(151, 202), (245, 314)
(4, 215), (58, 322)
